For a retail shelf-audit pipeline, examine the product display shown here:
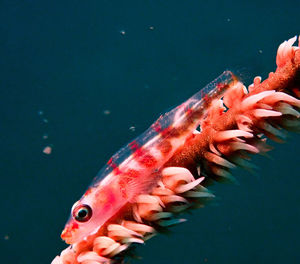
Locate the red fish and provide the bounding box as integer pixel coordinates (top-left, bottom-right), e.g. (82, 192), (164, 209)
(61, 71), (236, 244)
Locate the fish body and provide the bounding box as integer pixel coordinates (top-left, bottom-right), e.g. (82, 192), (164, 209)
(61, 71), (236, 244)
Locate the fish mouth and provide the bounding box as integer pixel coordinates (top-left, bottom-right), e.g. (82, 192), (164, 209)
(61, 222), (79, 244)
(61, 227), (74, 244)
(61, 223), (101, 245)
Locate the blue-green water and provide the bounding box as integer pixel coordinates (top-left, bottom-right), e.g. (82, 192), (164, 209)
(1, 1), (299, 263)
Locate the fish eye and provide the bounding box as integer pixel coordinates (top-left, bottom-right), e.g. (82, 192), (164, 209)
(72, 204), (92, 222)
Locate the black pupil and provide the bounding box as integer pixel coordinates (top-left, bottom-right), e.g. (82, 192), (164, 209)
(78, 209), (87, 218)
(73, 204), (92, 222)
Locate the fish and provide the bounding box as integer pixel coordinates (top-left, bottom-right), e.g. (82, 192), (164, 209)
(60, 70), (236, 245)
(53, 36), (300, 264)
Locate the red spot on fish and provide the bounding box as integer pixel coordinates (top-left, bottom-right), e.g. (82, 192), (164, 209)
(153, 118), (183, 139)
(129, 140), (139, 151)
(129, 140), (144, 156)
(152, 120), (162, 133)
(138, 153), (157, 167)
(107, 158), (122, 175)
(84, 188), (92, 196)
(113, 167), (122, 175)
(216, 82), (226, 92)
(158, 140), (172, 155)
(169, 127), (181, 138)
(71, 222), (79, 230)
(126, 169), (140, 178)
(120, 169), (140, 184)
(160, 126), (172, 137)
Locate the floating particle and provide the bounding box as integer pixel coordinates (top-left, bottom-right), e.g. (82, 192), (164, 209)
(103, 110), (111, 115)
(120, 30), (126, 35)
(227, 18), (231, 22)
(43, 118), (49, 123)
(129, 126), (135, 132)
(149, 26), (154, 30)
(43, 133), (48, 139)
(4, 235), (9, 240)
(38, 110), (44, 115)
(43, 146), (52, 155)
(259, 49), (263, 54)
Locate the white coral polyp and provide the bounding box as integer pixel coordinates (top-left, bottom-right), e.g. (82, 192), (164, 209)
(276, 36), (297, 67)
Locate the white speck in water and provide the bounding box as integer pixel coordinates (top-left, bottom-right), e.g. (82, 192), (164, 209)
(120, 30), (126, 35)
(129, 126), (136, 132)
(43, 146), (52, 155)
(103, 110), (111, 115)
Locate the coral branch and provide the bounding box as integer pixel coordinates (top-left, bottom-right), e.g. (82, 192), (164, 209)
(52, 37), (300, 264)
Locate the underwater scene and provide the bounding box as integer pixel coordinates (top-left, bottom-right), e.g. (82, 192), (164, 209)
(1, 1), (299, 263)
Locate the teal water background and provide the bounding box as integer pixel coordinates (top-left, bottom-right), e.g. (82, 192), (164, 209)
(1, 1), (299, 263)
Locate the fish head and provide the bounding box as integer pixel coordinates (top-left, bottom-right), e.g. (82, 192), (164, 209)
(61, 186), (116, 244)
